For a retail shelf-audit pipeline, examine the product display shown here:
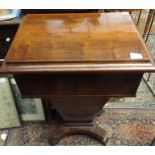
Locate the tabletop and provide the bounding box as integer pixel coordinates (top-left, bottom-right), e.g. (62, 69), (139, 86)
(2, 12), (155, 73)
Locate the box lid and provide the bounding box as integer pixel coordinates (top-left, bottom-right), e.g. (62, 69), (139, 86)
(2, 12), (155, 73)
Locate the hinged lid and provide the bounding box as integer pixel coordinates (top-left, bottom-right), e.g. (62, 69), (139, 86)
(2, 12), (155, 73)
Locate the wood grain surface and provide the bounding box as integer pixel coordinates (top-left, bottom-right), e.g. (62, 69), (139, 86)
(2, 12), (155, 73)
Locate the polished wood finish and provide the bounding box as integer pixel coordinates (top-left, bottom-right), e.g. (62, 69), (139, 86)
(2, 12), (155, 73)
(1, 13), (155, 145)
(47, 96), (108, 125)
(5, 13), (150, 62)
(14, 73), (142, 97)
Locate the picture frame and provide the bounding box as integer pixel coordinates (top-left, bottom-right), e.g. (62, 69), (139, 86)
(9, 78), (46, 122)
(0, 77), (20, 129)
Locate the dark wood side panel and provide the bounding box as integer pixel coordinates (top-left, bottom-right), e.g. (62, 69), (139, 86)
(14, 73), (143, 97)
(46, 96), (109, 124)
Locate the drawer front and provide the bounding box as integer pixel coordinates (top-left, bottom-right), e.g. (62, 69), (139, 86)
(14, 73), (143, 97)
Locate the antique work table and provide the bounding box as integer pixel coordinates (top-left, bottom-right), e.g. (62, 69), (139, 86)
(1, 12), (155, 145)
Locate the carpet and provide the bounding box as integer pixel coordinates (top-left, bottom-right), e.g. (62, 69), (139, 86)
(5, 108), (155, 146)
(105, 79), (155, 109)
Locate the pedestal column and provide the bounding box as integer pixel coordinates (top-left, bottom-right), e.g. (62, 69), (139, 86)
(46, 96), (109, 145)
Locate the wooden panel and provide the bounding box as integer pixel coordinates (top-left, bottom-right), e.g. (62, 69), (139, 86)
(5, 13), (150, 63)
(2, 12), (155, 74)
(14, 73), (143, 97)
(46, 96), (108, 124)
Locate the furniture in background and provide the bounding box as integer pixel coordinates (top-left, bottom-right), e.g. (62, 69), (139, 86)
(142, 10), (155, 96)
(0, 25), (19, 60)
(0, 9), (20, 73)
(143, 9), (155, 42)
(0, 10), (21, 128)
